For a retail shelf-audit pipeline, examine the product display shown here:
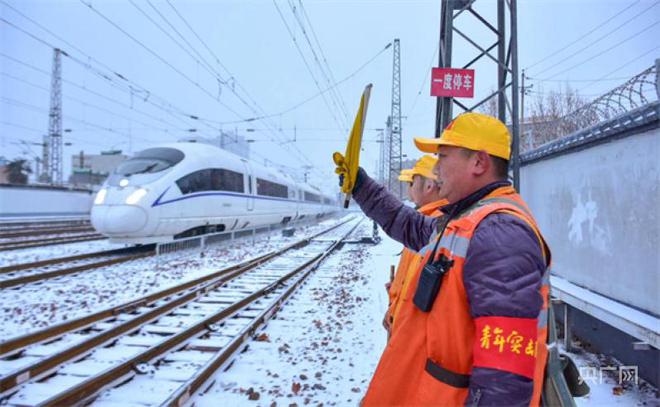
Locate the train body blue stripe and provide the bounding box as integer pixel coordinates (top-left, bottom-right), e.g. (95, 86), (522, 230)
(151, 188), (329, 207)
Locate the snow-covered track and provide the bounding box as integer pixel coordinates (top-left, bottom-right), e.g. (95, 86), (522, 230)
(0, 234), (105, 252)
(0, 246), (155, 288)
(0, 217), (359, 406)
(0, 225), (96, 239)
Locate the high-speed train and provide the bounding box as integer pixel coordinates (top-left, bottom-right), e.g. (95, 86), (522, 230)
(91, 142), (338, 244)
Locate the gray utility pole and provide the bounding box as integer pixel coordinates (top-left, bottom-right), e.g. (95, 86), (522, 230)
(48, 48), (64, 185)
(434, 0), (521, 190)
(387, 38), (403, 198)
(520, 69), (533, 151)
(377, 129), (385, 183)
(39, 134), (49, 183)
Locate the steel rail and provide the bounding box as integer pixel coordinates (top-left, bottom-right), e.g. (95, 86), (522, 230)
(165, 219), (362, 407)
(0, 246), (155, 274)
(0, 218), (353, 397)
(0, 251), (153, 289)
(0, 234), (105, 252)
(0, 226), (95, 239)
(36, 218), (360, 406)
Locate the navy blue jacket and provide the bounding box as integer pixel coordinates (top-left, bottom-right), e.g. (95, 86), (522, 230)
(352, 168), (545, 406)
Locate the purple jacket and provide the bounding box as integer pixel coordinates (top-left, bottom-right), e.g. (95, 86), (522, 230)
(352, 168), (545, 406)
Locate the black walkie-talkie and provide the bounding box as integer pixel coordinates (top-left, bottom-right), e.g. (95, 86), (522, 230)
(412, 212), (455, 312)
(413, 254), (454, 312)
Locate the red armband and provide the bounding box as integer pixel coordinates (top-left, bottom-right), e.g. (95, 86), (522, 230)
(473, 316), (538, 379)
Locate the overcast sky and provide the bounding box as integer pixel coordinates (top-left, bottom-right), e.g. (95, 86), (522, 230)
(1, 0), (658, 191)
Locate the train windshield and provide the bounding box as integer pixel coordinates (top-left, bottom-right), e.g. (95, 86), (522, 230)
(114, 148), (184, 176)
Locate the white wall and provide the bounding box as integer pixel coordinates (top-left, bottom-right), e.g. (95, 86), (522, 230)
(0, 186), (93, 217)
(521, 126), (659, 316)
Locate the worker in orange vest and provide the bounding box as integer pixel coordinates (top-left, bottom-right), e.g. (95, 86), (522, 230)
(385, 156), (448, 337)
(338, 112), (563, 406)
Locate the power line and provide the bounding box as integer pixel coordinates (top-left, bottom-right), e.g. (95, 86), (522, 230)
(538, 20), (659, 81)
(292, 0), (350, 125)
(406, 42), (439, 119)
(0, 52), (195, 132)
(531, 1), (659, 77)
(78, 0), (247, 121)
(0, 13), (226, 131)
(272, 0), (346, 132)
(525, 0), (642, 71)
(298, 0), (351, 121)
(578, 45), (660, 94)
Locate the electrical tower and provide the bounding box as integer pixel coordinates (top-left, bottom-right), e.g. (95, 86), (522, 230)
(387, 38), (403, 198)
(39, 134), (49, 183)
(47, 48), (63, 185)
(434, 0), (520, 189)
(377, 129), (385, 183)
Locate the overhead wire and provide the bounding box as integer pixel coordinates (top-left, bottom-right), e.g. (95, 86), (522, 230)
(530, 1), (659, 78)
(535, 20), (659, 81)
(272, 0), (346, 133)
(525, 0), (642, 71)
(291, 0), (350, 126)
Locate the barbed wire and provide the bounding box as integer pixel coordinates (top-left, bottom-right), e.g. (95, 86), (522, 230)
(522, 63), (658, 151)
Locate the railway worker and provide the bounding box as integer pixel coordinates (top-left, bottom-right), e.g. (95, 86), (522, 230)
(336, 112), (551, 406)
(384, 157), (448, 338)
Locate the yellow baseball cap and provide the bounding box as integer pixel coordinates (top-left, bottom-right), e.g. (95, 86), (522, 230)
(398, 169), (414, 183)
(410, 155), (438, 180)
(414, 112), (511, 160)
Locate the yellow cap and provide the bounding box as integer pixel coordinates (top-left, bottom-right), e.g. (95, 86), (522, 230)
(398, 169), (414, 183)
(410, 155), (438, 180)
(414, 112), (511, 160)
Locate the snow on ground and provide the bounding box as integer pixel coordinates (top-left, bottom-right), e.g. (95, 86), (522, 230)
(561, 343), (659, 406)
(0, 216), (349, 340)
(0, 238), (119, 267)
(192, 223), (657, 407)
(194, 220), (398, 407)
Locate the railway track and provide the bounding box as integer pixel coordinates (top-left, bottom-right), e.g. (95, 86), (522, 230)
(0, 233), (105, 252)
(0, 218), (90, 232)
(0, 216), (362, 406)
(0, 225), (96, 239)
(0, 246), (156, 289)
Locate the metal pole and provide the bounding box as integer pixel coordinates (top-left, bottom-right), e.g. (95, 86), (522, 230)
(510, 0), (521, 191)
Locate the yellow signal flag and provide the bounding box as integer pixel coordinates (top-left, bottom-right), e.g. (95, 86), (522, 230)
(333, 83), (373, 208)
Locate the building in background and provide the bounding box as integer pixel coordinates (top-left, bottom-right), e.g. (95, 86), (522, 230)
(68, 150), (128, 187)
(181, 130), (250, 159)
(0, 156), (10, 184)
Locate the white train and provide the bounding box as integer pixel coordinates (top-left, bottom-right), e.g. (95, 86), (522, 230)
(91, 142), (338, 244)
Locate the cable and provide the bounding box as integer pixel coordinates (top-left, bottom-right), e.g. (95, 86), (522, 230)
(293, 0), (350, 125)
(78, 0), (247, 121)
(272, 0), (345, 132)
(298, 0), (350, 121)
(406, 42), (439, 119)
(0, 13), (226, 131)
(578, 45), (660, 94)
(525, 0), (641, 70)
(531, 1), (659, 77)
(538, 20), (659, 81)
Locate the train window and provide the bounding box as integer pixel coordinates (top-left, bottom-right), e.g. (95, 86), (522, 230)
(114, 148), (184, 176)
(210, 168), (244, 193)
(304, 191), (321, 203)
(248, 176), (252, 194)
(256, 178), (288, 198)
(177, 168), (244, 195)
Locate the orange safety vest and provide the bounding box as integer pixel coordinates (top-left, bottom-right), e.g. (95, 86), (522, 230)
(364, 186), (551, 407)
(387, 199), (448, 330)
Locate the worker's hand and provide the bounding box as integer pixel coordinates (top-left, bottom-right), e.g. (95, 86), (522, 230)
(333, 152), (352, 193)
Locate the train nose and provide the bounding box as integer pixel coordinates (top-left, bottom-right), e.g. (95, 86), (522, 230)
(91, 205), (148, 235)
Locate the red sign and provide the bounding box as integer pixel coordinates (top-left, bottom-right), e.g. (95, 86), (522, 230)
(431, 68), (475, 98)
